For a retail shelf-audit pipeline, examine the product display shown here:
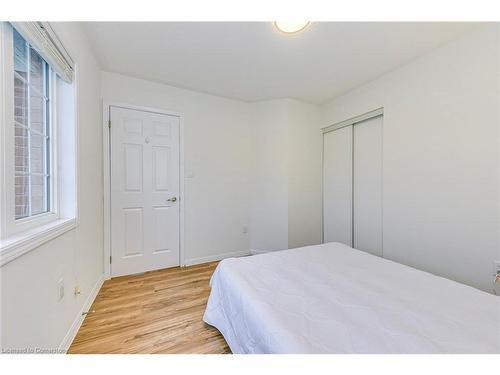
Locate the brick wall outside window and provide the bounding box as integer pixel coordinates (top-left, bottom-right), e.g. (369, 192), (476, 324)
(13, 29), (50, 220)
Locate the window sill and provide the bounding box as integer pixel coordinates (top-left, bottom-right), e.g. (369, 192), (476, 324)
(0, 217), (77, 267)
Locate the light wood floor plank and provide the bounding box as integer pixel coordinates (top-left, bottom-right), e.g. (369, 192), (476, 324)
(68, 261), (230, 354)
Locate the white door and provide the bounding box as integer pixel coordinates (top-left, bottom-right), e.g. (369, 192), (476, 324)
(110, 106), (180, 277)
(353, 116), (383, 256)
(323, 125), (353, 246)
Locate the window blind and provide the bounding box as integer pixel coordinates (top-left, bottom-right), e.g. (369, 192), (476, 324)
(10, 22), (74, 83)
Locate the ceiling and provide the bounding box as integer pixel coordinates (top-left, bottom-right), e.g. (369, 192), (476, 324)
(82, 22), (480, 104)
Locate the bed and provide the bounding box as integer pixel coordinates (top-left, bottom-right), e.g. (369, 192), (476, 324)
(203, 242), (500, 353)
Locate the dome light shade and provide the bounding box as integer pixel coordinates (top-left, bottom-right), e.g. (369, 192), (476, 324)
(274, 21), (310, 34)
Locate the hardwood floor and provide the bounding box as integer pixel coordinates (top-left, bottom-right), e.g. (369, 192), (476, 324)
(68, 261), (231, 354)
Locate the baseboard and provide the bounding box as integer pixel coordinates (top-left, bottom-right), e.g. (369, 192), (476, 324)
(58, 274), (104, 353)
(250, 249), (269, 255)
(250, 248), (288, 255)
(184, 250), (251, 266)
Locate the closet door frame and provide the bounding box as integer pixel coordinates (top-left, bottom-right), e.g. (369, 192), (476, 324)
(321, 107), (383, 246)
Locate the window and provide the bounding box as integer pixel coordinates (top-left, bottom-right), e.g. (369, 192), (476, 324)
(13, 29), (52, 220)
(1, 22), (77, 265)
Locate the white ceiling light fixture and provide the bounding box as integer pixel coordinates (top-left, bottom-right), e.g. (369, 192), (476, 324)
(274, 21), (310, 34)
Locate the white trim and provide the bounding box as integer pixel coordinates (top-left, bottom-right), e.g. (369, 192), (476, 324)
(249, 249), (272, 255)
(0, 23), (9, 240)
(179, 111), (186, 267)
(102, 102), (111, 279)
(58, 275), (104, 353)
(102, 101), (185, 279)
(184, 250), (250, 266)
(49, 69), (60, 221)
(250, 249), (289, 255)
(1, 23), (16, 237)
(322, 107), (384, 134)
(71, 58), (80, 227)
(0, 217), (77, 266)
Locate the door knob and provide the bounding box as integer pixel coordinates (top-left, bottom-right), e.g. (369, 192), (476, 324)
(167, 197), (177, 203)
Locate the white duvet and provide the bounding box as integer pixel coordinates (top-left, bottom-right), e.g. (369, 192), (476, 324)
(203, 242), (500, 353)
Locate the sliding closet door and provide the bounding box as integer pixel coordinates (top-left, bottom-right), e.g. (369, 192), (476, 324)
(323, 125), (353, 246)
(353, 116), (383, 256)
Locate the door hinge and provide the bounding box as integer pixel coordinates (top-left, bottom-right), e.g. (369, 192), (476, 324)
(109, 255), (112, 264)
(108, 120), (111, 129)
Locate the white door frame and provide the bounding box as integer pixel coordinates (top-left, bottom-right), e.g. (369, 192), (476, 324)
(102, 101), (185, 280)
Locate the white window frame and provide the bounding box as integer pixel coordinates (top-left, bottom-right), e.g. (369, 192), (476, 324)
(2, 23), (59, 234)
(0, 22), (78, 266)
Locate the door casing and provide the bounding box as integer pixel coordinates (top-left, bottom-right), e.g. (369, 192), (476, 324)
(102, 101), (185, 280)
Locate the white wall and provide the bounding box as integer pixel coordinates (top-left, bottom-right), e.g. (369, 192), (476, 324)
(249, 99), (322, 252)
(249, 100), (290, 252)
(287, 99), (323, 249)
(1, 22), (103, 349)
(101, 72), (253, 264)
(321, 25), (500, 292)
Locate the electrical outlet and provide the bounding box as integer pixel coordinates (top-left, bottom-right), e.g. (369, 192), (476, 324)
(57, 278), (64, 301)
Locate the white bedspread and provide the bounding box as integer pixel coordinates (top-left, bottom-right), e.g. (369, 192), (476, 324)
(203, 242), (500, 353)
